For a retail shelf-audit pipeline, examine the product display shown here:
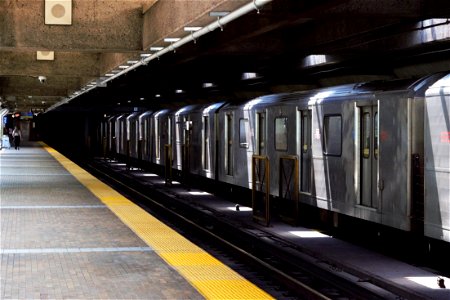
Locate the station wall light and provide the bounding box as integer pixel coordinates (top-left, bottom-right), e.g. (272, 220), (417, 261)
(36, 51), (54, 61)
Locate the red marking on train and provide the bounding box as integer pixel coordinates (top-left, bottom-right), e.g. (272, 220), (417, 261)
(380, 130), (389, 142)
(441, 132), (450, 143)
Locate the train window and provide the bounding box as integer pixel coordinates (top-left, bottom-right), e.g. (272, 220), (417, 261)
(362, 112), (370, 159)
(275, 117), (288, 151)
(323, 115), (341, 156)
(239, 118), (249, 148)
(374, 112), (378, 159)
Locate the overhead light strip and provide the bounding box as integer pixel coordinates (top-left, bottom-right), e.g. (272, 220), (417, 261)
(47, 0), (272, 112)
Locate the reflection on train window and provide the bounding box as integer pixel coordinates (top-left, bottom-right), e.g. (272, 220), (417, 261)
(239, 118), (249, 148)
(374, 112), (378, 159)
(275, 117), (288, 151)
(323, 115), (341, 156)
(362, 112), (371, 159)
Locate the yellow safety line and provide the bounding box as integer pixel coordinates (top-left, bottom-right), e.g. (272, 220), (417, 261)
(40, 143), (273, 300)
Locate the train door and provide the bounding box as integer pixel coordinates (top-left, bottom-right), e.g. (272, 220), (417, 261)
(299, 109), (312, 193)
(360, 105), (378, 208)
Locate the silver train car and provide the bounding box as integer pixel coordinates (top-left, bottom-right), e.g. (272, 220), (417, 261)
(99, 72), (449, 243)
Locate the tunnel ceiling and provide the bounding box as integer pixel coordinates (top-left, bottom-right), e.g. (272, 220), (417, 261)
(1, 0), (450, 113)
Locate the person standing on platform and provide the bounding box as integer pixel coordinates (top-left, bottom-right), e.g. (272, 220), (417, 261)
(12, 126), (22, 150)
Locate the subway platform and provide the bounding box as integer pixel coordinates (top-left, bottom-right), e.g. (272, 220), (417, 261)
(0, 142), (271, 299)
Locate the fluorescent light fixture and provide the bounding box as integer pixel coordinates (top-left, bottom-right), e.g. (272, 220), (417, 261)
(155, 94), (161, 98)
(127, 100), (131, 103)
(184, 26), (202, 32)
(111, 69), (121, 73)
(104, 73), (114, 77)
(209, 11), (229, 17)
(164, 38), (181, 43)
(202, 82), (215, 88)
(119, 65), (129, 69)
(87, 84), (95, 87)
(127, 60), (139, 64)
(175, 89), (184, 94)
(150, 47), (164, 51)
(241, 72), (259, 80)
(140, 53), (151, 58)
(303, 54), (330, 67)
(140, 98), (145, 101)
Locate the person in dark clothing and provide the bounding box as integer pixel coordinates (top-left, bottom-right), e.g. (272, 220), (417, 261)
(12, 126), (22, 150)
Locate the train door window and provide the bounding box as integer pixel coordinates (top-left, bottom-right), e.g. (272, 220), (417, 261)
(155, 118), (160, 160)
(239, 118), (249, 148)
(362, 112), (371, 158)
(323, 115), (342, 156)
(374, 112), (378, 159)
(256, 112), (266, 155)
(360, 106), (378, 208)
(144, 119), (149, 157)
(203, 116), (210, 170)
(226, 113), (233, 176)
(300, 110), (312, 193)
(167, 117), (172, 145)
(275, 117), (288, 151)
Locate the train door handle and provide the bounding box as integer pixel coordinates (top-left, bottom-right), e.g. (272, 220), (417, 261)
(378, 179), (384, 191)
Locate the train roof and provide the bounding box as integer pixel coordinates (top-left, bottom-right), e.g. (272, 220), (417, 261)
(426, 73), (450, 96)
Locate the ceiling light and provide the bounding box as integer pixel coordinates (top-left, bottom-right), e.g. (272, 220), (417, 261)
(209, 11), (229, 17)
(241, 72), (259, 80)
(140, 98), (145, 101)
(36, 51), (54, 61)
(111, 69), (121, 73)
(140, 53), (151, 58)
(127, 100), (131, 103)
(118, 65), (129, 69)
(150, 47), (164, 51)
(164, 38), (181, 43)
(127, 60), (139, 64)
(184, 26), (202, 32)
(175, 89), (184, 94)
(155, 94), (161, 98)
(202, 82), (215, 88)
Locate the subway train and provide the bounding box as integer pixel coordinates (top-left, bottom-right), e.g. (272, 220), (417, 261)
(99, 72), (450, 244)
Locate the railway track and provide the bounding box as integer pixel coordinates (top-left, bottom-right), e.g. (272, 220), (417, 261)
(83, 158), (405, 300)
